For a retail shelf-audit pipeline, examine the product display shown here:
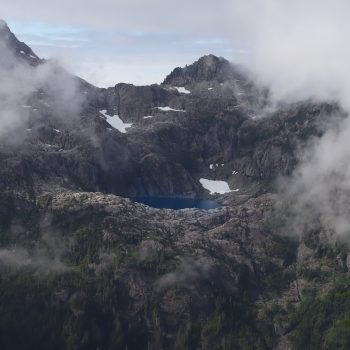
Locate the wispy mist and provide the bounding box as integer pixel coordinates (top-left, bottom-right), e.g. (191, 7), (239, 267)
(0, 231), (69, 274)
(156, 257), (212, 291)
(0, 31), (83, 138)
(239, 1), (350, 239)
(229, 0), (350, 107)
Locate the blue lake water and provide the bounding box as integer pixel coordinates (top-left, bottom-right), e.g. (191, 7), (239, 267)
(133, 197), (220, 210)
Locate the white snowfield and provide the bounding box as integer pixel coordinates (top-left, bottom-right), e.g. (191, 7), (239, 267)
(100, 110), (133, 133)
(199, 178), (239, 195)
(174, 86), (191, 94)
(155, 106), (186, 112)
(143, 116), (153, 119)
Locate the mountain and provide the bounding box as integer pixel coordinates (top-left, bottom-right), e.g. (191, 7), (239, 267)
(163, 54), (243, 85)
(0, 22), (349, 350)
(0, 20), (41, 65)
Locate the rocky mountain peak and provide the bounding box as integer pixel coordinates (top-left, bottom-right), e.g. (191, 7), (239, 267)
(0, 19), (41, 66)
(162, 54), (239, 86)
(0, 19), (12, 40)
(0, 19), (7, 28)
(198, 54), (227, 67)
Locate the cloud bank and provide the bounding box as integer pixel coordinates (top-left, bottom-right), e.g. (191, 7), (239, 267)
(240, 0), (350, 240)
(1, 0), (231, 35)
(246, 0), (350, 106)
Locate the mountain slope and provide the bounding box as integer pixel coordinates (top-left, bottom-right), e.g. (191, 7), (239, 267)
(0, 20), (41, 65)
(0, 22), (349, 350)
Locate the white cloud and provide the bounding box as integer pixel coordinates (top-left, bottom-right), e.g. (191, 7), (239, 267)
(229, 0), (350, 107)
(240, 0), (350, 240)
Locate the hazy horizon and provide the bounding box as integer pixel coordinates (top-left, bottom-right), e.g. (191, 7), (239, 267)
(5, 19), (238, 88)
(2, 0), (247, 87)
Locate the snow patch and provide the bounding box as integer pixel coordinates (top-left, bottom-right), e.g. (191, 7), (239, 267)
(174, 86), (191, 94)
(232, 171), (239, 175)
(143, 116), (153, 119)
(155, 106), (186, 113)
(208, 87), (213, 91)
(199, 178), (236, 195)
(209, 163), (224, 169)
(100, 110), (133, 133)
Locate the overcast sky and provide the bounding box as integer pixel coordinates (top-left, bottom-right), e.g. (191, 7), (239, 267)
(2, 0), (252, 87)
(2, 0), (347, 95)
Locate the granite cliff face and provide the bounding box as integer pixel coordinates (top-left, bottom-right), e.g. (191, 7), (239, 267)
(0, 21), (350, 350)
